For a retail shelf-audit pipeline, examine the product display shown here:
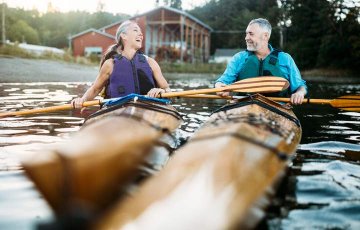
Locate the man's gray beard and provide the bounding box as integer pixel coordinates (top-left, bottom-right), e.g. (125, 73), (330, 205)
(246, 45), (257, 51)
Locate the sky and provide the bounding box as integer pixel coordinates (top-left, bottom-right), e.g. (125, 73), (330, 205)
(5, 0), (208, 15)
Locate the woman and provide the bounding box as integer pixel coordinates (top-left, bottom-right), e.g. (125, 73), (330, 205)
(72, 20), (170, 109)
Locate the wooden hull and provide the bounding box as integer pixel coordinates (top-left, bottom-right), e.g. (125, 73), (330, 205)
(95, 94), (302, 229)
(21, 98), (182, 216)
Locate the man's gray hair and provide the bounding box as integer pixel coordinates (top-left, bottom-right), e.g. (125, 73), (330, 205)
(249, 18), (272, 37)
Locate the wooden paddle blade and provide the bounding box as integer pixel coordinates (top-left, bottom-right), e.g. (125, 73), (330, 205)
(330, 95), (360, 111)
(0, 100), (101, 118)
(232, 76), (290, 93)
(0, 104), (73, 118)
(161, 76), (290, 98)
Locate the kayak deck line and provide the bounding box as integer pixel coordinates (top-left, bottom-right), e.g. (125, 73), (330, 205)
(214, 97), (301, 127)
(85, 100), (182, 133)
(189, 131), (291, 161)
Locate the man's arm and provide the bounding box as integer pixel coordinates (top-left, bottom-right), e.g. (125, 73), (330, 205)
(291, 86), (306, 105)
(215, 52), (245, 96)
(281, 53), (307, 105)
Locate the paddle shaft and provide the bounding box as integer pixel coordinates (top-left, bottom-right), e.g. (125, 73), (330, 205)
(180, 94), (360, 111)
(181, 94), (333, 103)
(160, 85), (250, 98)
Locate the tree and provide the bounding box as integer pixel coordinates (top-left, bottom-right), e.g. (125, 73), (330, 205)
(8, 20), (39, 44)
(189, 0), (280, 53)
(163, 0), (182, 9)
(281, 0), (360, 70)
(344, 7), (360, 70)
(280, 0), (332, 69)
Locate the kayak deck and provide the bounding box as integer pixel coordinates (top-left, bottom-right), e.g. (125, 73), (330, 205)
(21, 96), (182, 218)
(94, 94), (301, 229)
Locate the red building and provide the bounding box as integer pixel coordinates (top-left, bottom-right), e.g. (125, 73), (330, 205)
(71, 29), (115, 57)
(70, 6), (213, 63)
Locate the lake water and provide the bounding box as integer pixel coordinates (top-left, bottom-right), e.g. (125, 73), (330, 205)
(0, 76), (360, 229)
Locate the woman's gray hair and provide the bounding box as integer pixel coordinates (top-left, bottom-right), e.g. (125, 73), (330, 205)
(100, 20), (136, 67)
(115, 20), (135, 48)
(249, 18), (272, 37)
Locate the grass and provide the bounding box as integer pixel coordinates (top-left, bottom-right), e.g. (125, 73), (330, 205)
(0, 44), (99, 66)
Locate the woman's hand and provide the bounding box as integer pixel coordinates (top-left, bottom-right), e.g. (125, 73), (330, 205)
(71, 97), (86, 109)
(147, 88), (166, 98)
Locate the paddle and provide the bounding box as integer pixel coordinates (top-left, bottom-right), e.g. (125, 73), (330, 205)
(160, 76), (289, 97)
(0, 76), (289, 118)
(0, 100), (102, 118)
(180, 94), (360, 112)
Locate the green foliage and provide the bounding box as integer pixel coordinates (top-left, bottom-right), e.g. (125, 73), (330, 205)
(1, 4), (128, 48)
(0, 43), (33, 58)
(0, 44), (100, 66)
(7, 20), (40, 44)
(281, 0), (360, 71)
(189, 0), (281, 53)
(163, 0), (182, 9)
(1, 1), (359, 73)
(88, 53), (101, 63)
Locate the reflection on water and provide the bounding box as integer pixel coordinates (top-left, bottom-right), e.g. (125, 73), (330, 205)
(0, 78), (360, 229)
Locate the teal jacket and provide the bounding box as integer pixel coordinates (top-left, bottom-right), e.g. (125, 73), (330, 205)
(216, 44), (307, 94)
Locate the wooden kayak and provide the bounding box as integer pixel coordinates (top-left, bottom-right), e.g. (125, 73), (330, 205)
(20, 94), (182, 218)
(94, 94), (302, 229)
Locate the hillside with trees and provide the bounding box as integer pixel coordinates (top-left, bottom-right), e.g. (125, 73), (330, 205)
(0, 3), (128, 48)
(189, 0), (360, 70)
(1, 0), (359, 71)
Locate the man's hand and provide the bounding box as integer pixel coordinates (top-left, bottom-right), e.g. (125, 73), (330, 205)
(290, 86), (306, 105)
(215, 82), (230, 97)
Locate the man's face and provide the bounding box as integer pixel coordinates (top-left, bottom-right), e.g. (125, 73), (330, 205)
(245, 23), (268, 52)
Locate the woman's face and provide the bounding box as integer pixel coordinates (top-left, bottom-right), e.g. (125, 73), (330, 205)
(122, 23), (143, 50)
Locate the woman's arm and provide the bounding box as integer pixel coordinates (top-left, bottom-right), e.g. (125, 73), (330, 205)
(72, 59), (113, 108)
(146, 57), (170, 97)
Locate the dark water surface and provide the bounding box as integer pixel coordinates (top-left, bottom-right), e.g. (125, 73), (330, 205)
(0, 76), (359, 229)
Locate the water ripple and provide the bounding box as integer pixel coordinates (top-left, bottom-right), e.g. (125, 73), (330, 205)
(299, 141), (360, 153)
(278, 200), (360, 229)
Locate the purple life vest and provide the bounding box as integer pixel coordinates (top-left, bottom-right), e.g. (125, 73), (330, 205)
(106, 52), (156, 98)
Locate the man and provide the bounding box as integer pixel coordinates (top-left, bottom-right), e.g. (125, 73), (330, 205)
(215, 18), (307, 105)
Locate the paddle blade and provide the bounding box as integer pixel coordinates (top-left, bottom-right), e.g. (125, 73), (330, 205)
(0, 100), (101, 118)
(232, 76), (290, 93)
(330, 95), (360, 111)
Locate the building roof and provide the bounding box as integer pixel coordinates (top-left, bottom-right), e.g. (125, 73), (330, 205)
(141, 6), (213, 31)
(70, 28), (115, 40)
(98, 6), (213, 32)
(214, 48), (243, 57)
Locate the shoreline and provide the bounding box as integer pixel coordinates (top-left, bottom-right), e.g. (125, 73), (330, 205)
(0, 56), (358, 83)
